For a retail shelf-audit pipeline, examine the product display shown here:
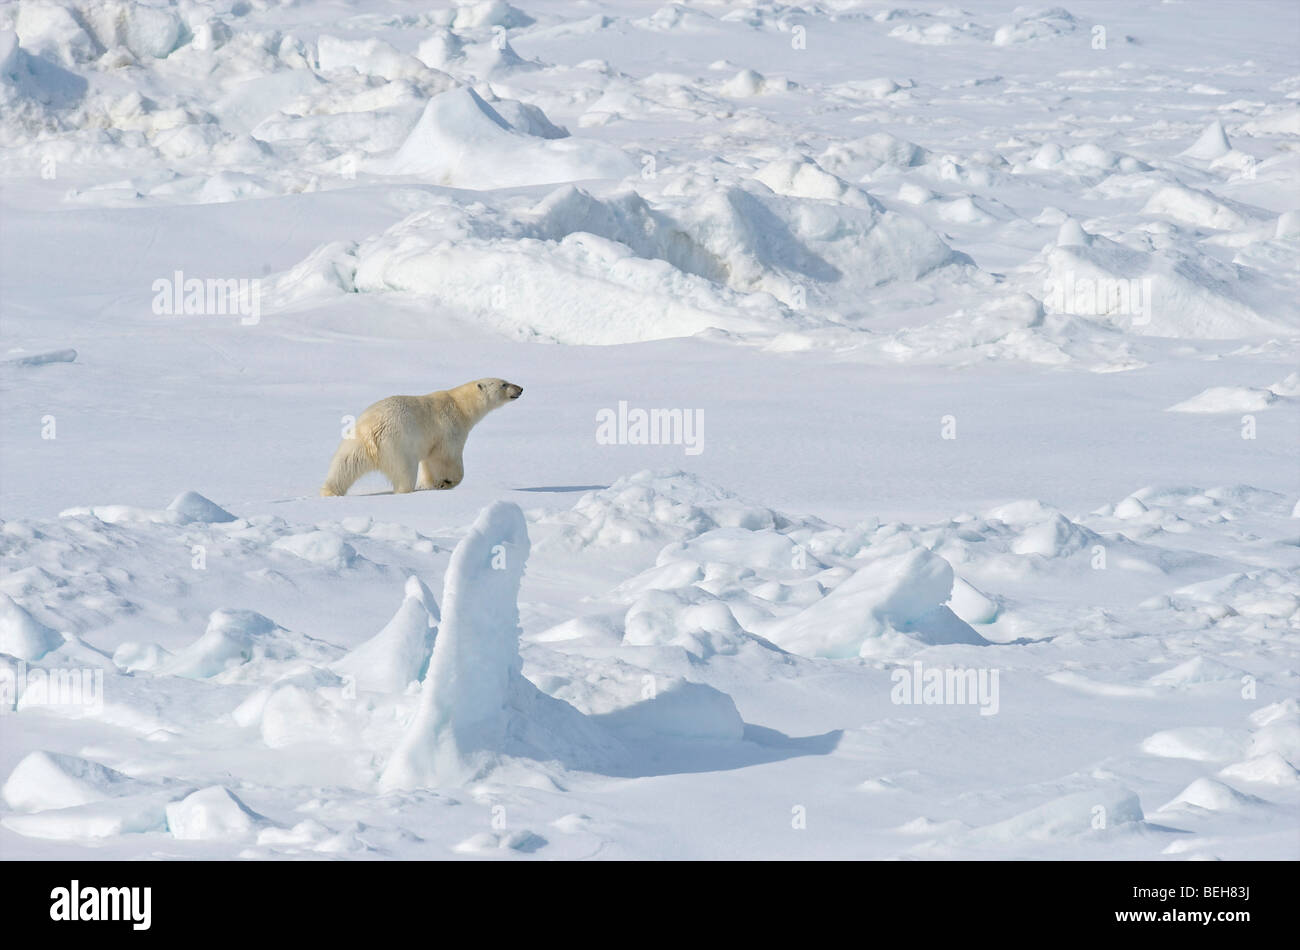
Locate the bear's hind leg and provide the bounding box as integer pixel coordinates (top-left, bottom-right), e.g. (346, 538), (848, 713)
(416, 458), (435, 491)
(377, 444), (419, 494)
(321, 440), (374, 497)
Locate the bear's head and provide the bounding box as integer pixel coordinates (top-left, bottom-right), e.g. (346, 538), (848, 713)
(474, 378), (524, 410)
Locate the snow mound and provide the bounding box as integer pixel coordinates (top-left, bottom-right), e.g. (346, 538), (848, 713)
(0, 592), (63, 660)
(537, 470), (791, 549)
(719, 68), (791, 97)
(0, 27), (87, 136)
(1238, 107), (1300, 136)
(1217, 753), (1300, 787)
(14, 2), (99, 67)
(278, 170), (968, 342)
(316, 34), (436, 82)
(1147, 656), (1245, 687)
(949, 577), (999, 625)
(1140, 726), (1246, 763)
(992, 8), (1078, 46)
(828, 76), (905, 102)
(1271, 371), (1300, 397)
(2, 751), (136, 811)
(544, 471), (1008, 660)
(452, 829), (547, 853)
(267, 241), (358, 309)
(332, 585), (437, 693)
(526, 180), (963, 313)
(888, 21), (981, 45)
(622, 585), (754, 657)
(966, 786), (1145, 844)
(381, 87), (633, 188)
(490, 97), (568, 139)
(764, 548), (985, 658)
(1249, 698), (1300, 729)
(166, 490), (237, 524)
(111, 640), (171, 673)
(91, 1), (185, 60)
(272, 530), (358, 568)
(752, 157), (873, 207)
(1008, 512), (1099, 558)
(875, 294), (1072, 367)
(2, 793), (170, 840)
(675, 184), (964, 310)
(521, 185), (735, 289)
(1181, 120), (1233, 161)
(232, 668), (353, 749)
(380, 502), (624, 787)
(1040, 238), (1292, 338)
(1141, 185), (1261, 232)
(166, 786), (271, 840)
(452, 1), (535, 31)
(164, 608), (340, 680)
(1056, 218), (1091, 247)
(334, 188), (773, 344)
(657, 525), (811, 572)
(1167, 386), (1278, 413)
(13, 0), (188, 72)
(819, 132), (928, 178)
(1249, 719), (1300, 762)
(1159, 778), (1261, 813)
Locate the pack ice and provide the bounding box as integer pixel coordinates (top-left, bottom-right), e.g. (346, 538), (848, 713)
(1, 0), (1297, 859)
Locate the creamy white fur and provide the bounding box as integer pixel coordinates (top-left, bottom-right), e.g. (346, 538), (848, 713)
(321, 378), (522, 496)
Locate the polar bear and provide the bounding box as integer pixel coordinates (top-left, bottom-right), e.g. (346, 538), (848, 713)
(321, 378), (523, 496)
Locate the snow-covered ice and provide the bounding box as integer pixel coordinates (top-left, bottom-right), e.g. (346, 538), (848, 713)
(1, 0), (1297, 860)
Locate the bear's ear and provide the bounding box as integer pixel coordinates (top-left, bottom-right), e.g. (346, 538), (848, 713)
(478, 381), (486, 391)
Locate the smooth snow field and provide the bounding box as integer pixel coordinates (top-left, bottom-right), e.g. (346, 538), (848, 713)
(1, 0), (1298, 861)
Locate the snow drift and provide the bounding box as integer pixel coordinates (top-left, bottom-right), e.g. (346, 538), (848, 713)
(380, 502), (623, 787)
(379, 87), (634, 188)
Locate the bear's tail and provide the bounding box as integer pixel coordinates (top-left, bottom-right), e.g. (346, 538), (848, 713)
(320, 436), (377, 497)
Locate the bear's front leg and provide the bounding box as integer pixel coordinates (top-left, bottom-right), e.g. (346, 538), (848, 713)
(421, 453), (463, 489)
(439, 456), (464, 489)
